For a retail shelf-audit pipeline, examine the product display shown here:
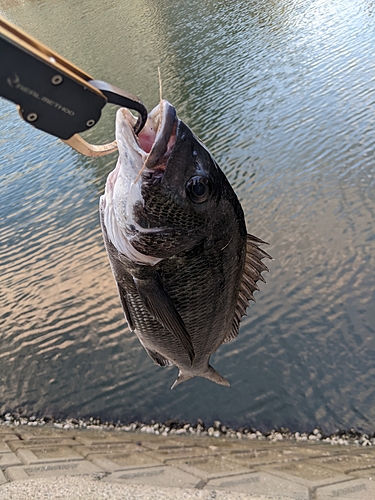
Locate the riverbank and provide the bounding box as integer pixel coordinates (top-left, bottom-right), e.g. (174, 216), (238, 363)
(2, 413), (375, 446)
(1, 419), (375, 499)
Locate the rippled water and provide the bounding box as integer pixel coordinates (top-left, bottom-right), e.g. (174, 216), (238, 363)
(1, 0), (374, 432)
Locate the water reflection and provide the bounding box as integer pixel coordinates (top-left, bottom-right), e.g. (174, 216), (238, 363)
(0, 0), (374, 431)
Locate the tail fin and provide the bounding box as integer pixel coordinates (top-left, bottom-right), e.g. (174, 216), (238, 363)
(171, 371), (193, 389)
(202, 365), (230, 387)
(171, 365), (230, 389)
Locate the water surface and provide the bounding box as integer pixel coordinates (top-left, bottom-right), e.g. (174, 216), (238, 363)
(0, 0), (374, 432)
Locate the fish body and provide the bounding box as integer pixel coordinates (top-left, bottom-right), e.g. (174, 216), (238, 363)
(100, 100), (270, 388)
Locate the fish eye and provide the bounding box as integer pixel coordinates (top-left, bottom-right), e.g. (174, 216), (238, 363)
(186, 175), (212, 203)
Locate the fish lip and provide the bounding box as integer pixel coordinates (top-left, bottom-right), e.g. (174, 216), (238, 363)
(115, 100), (177, 176)
(102, 101), (177, 210)
(128, 100), (177, 171)
(144, 100), (177, 169)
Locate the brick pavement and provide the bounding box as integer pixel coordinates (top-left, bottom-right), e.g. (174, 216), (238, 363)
(0, 425), (374, 499)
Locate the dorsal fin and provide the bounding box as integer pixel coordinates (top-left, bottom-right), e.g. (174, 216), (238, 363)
(222, 234), (272, 344)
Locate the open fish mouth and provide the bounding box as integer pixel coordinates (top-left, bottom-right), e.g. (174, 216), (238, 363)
(102, 100), (177, 210)
(137, 100), (177, 170)
(120, 99), (177, 172)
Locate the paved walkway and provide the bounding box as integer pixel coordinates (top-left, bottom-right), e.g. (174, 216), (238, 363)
(0, 425), (374, 499)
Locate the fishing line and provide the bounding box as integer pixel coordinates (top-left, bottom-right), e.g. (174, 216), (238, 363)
(134, 67), (163, 184)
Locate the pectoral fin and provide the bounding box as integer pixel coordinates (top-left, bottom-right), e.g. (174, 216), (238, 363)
(133, 273), (195, 364)
(117, 284), (135, 331)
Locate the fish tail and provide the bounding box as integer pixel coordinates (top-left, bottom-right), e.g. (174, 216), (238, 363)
(170, 371), (193, 389)
(171, 365), (230, 389)
(201, 365), (230, 387)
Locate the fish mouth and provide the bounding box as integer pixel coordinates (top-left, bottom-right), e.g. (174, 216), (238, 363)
(138, 100), (177, 170)
(102, 100), (177, 209)
(119, 99), (177, 172)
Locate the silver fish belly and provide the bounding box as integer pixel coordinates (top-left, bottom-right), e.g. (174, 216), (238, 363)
(100, 100), (271, 389)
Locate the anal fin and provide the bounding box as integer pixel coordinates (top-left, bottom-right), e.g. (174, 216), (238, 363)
(144, 347), (173, 367)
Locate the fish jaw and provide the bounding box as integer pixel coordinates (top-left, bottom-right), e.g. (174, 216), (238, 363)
(138, 100), (177, 169)
(100, 101), (178, 264)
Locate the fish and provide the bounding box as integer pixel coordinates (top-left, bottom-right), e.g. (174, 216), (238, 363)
(99, 99), (271, 389)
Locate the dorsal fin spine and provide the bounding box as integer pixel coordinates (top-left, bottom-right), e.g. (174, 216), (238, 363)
(221, 233), (271, 345)
(243, 274), (260, 290)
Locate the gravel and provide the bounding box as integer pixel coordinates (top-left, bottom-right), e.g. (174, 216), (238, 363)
(1, 413), (374, 447)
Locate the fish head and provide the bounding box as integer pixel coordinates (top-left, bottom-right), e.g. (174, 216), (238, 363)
(101, 100), (241, 263)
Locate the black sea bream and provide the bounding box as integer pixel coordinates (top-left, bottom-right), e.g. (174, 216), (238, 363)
(100, 100), (271, 388)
